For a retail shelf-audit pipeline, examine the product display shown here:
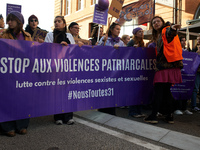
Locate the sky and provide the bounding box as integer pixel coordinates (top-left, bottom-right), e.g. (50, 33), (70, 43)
(1, 0), (54, 32)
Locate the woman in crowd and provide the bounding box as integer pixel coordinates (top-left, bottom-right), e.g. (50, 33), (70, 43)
(144, 16), (183, 124)
(98, 22), (125, 47)
(191, 35), (200, 111)
(0, 11), (32, 137)
(127, 27), (146, 118)
(127, 27), (144, 47)
(174, 36), (193, 115)
(98, 22), (125, 115)
(90, 26), (103, 45)
(0, 14), (5, 36)
(25, 14), (46, 42)
(45, 16), (75, 125)
(121, 34), (130, 46)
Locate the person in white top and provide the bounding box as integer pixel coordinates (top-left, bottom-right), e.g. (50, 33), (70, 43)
(45, 16), (75, 45)
(44, 16), (75, 125)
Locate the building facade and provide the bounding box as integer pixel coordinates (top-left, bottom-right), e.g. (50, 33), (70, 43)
(54, 0), (200, 39)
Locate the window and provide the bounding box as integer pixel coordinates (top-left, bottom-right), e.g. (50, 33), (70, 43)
(65, 0), (71, 15)
(91, 0), (98, 5)
(77, 0), (84, 11)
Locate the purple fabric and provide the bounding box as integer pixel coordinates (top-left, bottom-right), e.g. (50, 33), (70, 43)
(148, 42), (156, 48)
(153, 68), (182, 85)
(171, 51), (200, 100)
(16, 33), (25, 40)
(132, 27), (143, 35)
(0, 39), (199, 122)
(109, 36), (120, 43)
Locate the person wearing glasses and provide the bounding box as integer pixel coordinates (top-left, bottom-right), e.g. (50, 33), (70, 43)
(68, 22), (81, 39)
(25, 15), (46, 42)
(68, 22), (85, 45)
(0, 11), (32, 137)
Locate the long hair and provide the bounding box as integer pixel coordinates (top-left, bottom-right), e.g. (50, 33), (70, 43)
(54, 16), (67, 32)
(53, 16), (67, 43)
(91, 26), (103, 38)
(194, 35), (200, 50)
(132, 30), (145, 47)
(150, 16), (165, 42)
(6, 14), (23, 35)
(108, 22), (120, 37)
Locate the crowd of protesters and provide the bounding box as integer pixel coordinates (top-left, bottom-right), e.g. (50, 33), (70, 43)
(0, 11), (200, 137)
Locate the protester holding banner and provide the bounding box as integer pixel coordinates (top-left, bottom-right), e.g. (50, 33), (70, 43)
(90, 26), (103, 45)
(25, 15), (47, 43)
(0, 14), (5, 36)
(191, 35), (200, 112)
(0, 11), (32, 137)
(98, 22), (125, 115)
(68, 22), (89, 45)
(144, 16), (183, 124)
(44, 16), (75, 125)
(98, 22), (125, 47)
(173, 36), (193, 115)
(121, 34), (130, 46)
(127, 27), (146, 118)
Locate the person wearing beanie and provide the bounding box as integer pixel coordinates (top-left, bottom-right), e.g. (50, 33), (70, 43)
(127, 27), (145, 118)
(127, 27), (144, 47)
(0, 11), (32, 137)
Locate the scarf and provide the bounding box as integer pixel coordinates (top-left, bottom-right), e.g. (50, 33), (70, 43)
(53, 29), (70, 44)
(109, 36), (120, 44)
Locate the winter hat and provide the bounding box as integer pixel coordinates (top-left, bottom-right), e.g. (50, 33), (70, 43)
(28, 15), (39, 24)
(132, 27), (143, 35)
(9, 11), (24, 24)
(68, 22), (78, 30)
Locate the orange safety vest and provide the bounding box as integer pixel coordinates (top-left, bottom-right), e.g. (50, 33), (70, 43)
(162, 26), (183, 62)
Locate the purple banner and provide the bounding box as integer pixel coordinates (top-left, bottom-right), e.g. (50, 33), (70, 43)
(0, 39), (156, 122)
(1, 39), (199, 122)
(171, 51), (200, 100)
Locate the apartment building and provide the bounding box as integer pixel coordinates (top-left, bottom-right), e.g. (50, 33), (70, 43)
(54, 0), (200, 40)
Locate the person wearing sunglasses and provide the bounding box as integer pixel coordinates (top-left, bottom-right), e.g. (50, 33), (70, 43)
(25, 15), (46, 42)
(25, 15), (39, 37)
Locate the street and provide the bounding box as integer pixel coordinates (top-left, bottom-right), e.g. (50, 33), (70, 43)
(1, 107), (200, 150)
